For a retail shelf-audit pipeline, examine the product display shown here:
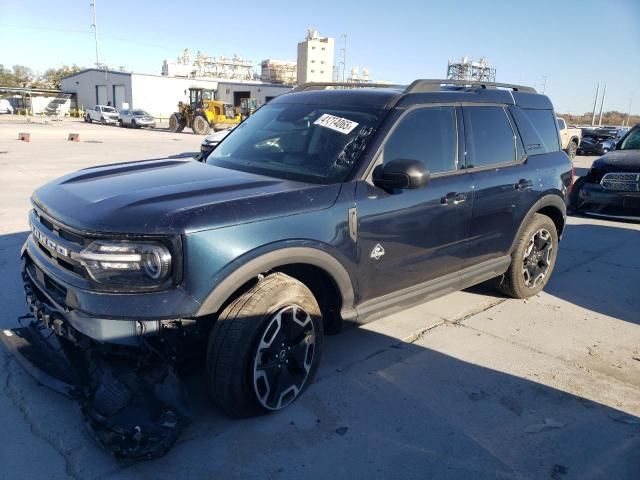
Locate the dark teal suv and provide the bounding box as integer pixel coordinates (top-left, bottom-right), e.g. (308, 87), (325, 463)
(2, 80), (572, 458)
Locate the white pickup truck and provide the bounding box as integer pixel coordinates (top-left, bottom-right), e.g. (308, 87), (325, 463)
(556, 117), (582, 160)
(85, 105), (119, 125)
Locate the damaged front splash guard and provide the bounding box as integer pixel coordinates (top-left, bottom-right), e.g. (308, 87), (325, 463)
(1, 317), (192, 460)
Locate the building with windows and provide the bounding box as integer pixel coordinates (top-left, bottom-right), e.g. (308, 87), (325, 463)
(296, 28), (335, 84)
(60, 69), (291, 117)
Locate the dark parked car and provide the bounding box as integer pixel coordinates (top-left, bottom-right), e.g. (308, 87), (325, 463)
(1, 79), (572, 458)
(577, 128), (618, 156)
(571, 123), (640, 220)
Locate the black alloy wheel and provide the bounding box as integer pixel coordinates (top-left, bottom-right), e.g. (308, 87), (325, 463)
(252, 305), (316, 411)
(522, 228), (553, 288)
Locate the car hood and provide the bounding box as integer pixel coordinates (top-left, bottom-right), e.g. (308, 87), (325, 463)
(32, 159), (341, 234)
(592, 150), (640, 172)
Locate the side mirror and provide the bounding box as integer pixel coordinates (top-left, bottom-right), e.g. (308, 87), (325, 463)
(372, 158), (430, 191)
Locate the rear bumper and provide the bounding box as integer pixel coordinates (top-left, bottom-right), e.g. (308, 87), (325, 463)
(577, 182), (640, 220)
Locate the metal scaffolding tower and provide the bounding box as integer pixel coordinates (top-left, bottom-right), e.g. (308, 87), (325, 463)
(447, 56), (496, 82)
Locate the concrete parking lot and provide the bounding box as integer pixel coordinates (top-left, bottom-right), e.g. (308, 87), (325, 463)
(1, 118), (638, 479)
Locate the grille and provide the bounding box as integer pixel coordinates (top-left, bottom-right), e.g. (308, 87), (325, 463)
(30, 209), (88, 278)
(601, 172), (640, 192)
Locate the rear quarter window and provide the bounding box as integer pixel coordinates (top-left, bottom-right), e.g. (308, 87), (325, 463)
(510, 107), (560, 155)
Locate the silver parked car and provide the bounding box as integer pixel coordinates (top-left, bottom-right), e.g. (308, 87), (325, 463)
(118, 109), (156, 128)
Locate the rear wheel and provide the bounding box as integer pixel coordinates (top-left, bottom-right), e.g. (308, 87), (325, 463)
(169, 113), (185, 133)
(497, 213), (558, 299)
(192, 115), (211, 135)
(206, 272), (323, 417)
(566, 140), (577, 160)
(86, 115), (92, 123)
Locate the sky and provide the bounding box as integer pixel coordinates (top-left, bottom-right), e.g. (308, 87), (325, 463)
(1, 0), (638, 114)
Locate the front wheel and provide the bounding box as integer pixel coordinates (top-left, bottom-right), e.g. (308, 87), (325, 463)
(192, 114), (211, 135)
(497, 213), (558, 299)
(206, 272), (323, 417)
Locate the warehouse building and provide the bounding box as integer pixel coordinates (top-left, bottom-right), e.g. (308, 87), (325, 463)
(60, 69), (292, 117)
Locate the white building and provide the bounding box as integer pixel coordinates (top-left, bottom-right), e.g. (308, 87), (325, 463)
(60, 69), (291, 118)
(297, 28), (335, 84)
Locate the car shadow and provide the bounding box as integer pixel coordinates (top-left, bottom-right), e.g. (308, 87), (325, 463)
(0, 229), (638, 478)
(545, 221), (640, 325)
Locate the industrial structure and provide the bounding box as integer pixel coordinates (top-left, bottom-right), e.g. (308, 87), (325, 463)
(162, 49), (256, 81)
(297, 28), (335, 84)
(60, 69), (291, 118)
(446, 56), (496, 82)
(260, 59), (297, 85)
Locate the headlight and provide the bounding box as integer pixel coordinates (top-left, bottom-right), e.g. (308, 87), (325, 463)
(73, 240), (172, 287)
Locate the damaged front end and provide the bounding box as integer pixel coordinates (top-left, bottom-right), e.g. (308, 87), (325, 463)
(1, 270), (193, 460)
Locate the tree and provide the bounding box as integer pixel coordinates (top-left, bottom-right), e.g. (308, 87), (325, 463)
(37, 65), (84, 90)
(12, 65), (35, 87)
(0, 64), (18, 86)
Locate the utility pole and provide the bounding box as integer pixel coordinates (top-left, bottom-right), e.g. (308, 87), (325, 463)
(625, 94), (633, 126)
(338, 34), (347, 82)
(90, 0), (100, 68)
(591, 82), (599, 126)
(541, 75), (547, 94)
(598, 83), (607, 126)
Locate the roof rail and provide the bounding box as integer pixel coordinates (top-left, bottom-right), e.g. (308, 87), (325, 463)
(291, 82), (402, 93)
(405, 79), (537, 94)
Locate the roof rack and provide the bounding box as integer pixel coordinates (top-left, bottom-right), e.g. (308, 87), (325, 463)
(405, 79), (536, 94)
(291, 82), (402, 93)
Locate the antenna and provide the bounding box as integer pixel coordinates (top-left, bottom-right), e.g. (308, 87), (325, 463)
(340, 34), (347, 82)
(90, 1), (101, 68)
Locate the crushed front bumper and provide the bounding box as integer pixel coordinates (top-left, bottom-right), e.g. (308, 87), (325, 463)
(0, 248), (195, 459)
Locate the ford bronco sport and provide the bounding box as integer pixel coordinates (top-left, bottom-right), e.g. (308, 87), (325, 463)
(2, 79), (572, 458)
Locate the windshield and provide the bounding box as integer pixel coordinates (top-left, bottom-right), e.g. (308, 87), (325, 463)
(619, 128), (640, 150)
(132, 110), (149, 116)
(102, 106), (117, 113)
(207, 102), (384, 183)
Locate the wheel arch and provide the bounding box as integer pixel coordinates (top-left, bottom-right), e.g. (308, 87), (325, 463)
(196, 247), (357, 323)
(510, 194), (566, 254)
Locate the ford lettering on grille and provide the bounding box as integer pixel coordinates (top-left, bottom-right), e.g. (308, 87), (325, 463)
(31, 223), (70, 258)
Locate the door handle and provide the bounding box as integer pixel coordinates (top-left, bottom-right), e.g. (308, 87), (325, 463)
(514, 179), (533, 190)
(441, 192), (467, 205)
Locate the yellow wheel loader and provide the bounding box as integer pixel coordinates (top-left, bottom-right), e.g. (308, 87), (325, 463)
(169, 88), (241, 135)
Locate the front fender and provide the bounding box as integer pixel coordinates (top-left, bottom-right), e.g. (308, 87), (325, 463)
(195, 244), (356, 320)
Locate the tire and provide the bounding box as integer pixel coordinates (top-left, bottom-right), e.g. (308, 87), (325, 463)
(192, 114), (211, 135)
(100, 117), (106, 125)
(497, 213), (558, 299)
(86, 115), (92, 123)
(131, 119), (137, 129)
(84, 115), (90, 123)
(169, 114), (184, 133)
(568, 176), (587, 213)
(206, 272), (323, 418)
(118, 119), (124, 127)
(566, 140), (577, 160)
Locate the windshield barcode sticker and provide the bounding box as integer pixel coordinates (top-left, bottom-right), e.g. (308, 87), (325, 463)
(314, 114), (359, 135)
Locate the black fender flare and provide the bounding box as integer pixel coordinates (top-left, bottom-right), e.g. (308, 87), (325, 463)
(509, 194), (567, 254)
(196, 246), (357, 320)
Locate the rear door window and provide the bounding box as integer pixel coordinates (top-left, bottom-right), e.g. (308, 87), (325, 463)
(462, 106), (517, 168)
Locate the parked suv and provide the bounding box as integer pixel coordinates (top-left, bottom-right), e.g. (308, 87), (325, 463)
(2, 80), (572, 458)
(118, 108), (156, 128)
